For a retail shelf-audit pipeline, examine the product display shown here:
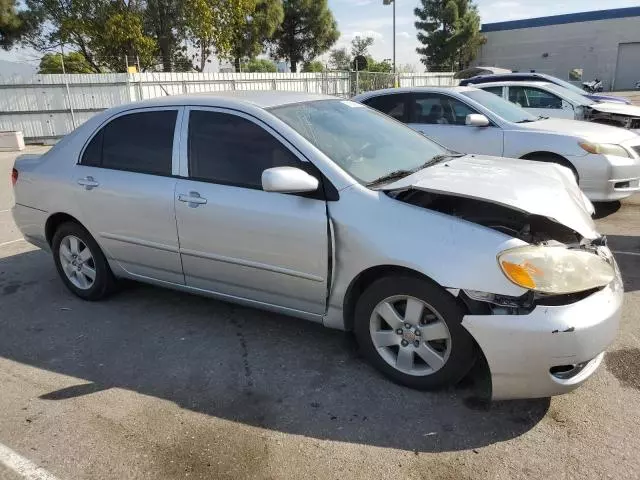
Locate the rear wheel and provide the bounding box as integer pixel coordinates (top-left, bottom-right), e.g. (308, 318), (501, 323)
(354, 276), (476, 390)
(52, 222), (116, 300)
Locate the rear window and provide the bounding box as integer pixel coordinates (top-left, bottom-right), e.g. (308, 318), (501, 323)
(81, 110), (177, 175)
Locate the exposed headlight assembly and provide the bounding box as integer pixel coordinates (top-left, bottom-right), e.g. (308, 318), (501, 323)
(579, 141), (630, 158)
(498, 245), (614, 294)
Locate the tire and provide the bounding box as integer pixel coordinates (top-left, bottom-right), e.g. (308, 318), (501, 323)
(52, 222), (116, 301)
(354, 275), (476, 390)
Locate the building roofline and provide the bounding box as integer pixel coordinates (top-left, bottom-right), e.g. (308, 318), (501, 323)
(481, 6), (640, 33)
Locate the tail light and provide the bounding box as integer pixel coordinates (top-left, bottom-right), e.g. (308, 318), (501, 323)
(11, 168), (18, 186)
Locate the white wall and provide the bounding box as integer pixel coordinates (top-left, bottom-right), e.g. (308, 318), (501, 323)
(476, 15), (640, 90)
(0, 71), (456, 142)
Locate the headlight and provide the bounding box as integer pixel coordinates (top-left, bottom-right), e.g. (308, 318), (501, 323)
(498, 245), (614, 294)
(579, 141), (630, 158)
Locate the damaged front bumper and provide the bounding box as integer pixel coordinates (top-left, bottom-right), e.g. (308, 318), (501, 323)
(461, 267), (623, 400)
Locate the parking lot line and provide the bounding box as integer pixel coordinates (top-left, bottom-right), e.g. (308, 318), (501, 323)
(0, 239), (25, 248)
(0, 442), (62, 480)
(613, 250), (640, 257)
(0, 209), (10, 213)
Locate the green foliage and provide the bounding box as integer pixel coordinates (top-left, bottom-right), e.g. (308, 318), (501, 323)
(328, 47), (350, 71)
(350, 35), (373, 58)
(271, 0), (339, 72)
(231, 0), (283, 72)
(245, 58), (277, 72)
(1, 0), (38, 49)
(38, 51), (94, 73)
(302, 60), (324, 72)
(367, 57), (392, 73)
(414, 0), (484, 71)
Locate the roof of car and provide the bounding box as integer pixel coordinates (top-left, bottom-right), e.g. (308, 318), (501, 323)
(469, 80), (554, 88)
(114, 91), (337, 111)
(353, 86), (477, 100)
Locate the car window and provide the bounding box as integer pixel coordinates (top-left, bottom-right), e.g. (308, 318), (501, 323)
(363, 94), (407, 122)
(480, 86), (503, 97)
(81, 110), (177, 175)
(508, 86), (562, 109)
(411, 93), (479, 125)
(270, 100), (447, 185)
(188, 110), (300, 189)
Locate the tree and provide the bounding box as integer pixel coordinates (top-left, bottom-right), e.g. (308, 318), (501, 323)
(1, 0), (39, 49)
(244, 58), (277, 72)
(231, 0), (283, 72)
(38, 51), (94, 73)
(302, 60), (324, 72)
(183, 0), (254, 72)
(350, 35), (373, 58)
(367, 57), (392, 73)
(414, 0), (484, 71)
(271, 0), (339, 73)
(143, 0), (186, 72)
(328, 47), (350, 71)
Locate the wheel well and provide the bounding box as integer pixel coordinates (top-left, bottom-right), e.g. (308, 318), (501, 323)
(45, 213), (83, 246)
(342, 265), (435, 332)
(520, 151), (579, 182)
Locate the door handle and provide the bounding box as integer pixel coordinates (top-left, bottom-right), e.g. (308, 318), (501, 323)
(77, 176), (99, 190)
(178, 191), (207, 207)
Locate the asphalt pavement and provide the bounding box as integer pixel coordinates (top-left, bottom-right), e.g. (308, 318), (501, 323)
(1, 147), (639, 480)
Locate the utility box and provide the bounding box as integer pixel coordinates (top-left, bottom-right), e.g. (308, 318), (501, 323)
(0, 131), (25, 151)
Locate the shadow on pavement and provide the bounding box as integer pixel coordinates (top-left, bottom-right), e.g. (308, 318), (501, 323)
(593, 201), (621, 220)
(0, 249), (549, 453)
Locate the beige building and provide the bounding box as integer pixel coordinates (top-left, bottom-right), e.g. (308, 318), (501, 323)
(475, 7), (640, 90)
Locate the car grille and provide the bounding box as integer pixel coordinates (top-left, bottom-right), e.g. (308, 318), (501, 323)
(631, 118), (640, 130)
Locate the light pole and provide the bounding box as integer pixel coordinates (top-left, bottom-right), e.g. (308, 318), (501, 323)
(383, 0), (396, 73)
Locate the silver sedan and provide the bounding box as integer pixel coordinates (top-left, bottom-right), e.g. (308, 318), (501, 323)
(11, 92), (622, 400)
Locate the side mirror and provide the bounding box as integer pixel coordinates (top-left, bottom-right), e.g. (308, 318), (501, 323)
(465, 114), (490, 127)
(262, 166), (319, 194)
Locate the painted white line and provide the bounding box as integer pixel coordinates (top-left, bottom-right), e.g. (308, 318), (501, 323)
(0, 238), (25, 248)
(0, 442), (62, 480)
(613, 250), (640, 257)
(0, 209), (10, 213)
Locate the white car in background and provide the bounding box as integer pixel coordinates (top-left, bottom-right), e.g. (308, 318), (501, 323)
(472, 80), (640, 131)
(353, 86), (640, 201)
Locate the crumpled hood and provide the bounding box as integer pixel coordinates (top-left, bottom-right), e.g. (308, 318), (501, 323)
(516, 117), (639, 144)
(381, 154), (599, 239)
(590, 102), (640, 118)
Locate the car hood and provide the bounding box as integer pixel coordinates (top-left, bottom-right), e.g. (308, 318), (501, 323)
(589, 102), (640, 118)
(515, 117), (639, 144)
(380, 154), (598, 239)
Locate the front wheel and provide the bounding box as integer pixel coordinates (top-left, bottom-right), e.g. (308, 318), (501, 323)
(354, 276), (476, 390)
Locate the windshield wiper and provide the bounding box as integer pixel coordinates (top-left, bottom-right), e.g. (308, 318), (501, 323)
(515, 118), (538, 123)
(366, 153), (464, 188)
(366, 169), (414, 188)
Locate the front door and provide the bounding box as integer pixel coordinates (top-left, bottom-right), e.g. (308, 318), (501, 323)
(407, 92), (504, 156)
(174, 108), (329, 315)
(73, 108), (184, 284)
(507, 85), (575, 120)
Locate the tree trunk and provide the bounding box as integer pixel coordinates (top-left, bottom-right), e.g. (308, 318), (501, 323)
(159, 38), (172, 72)
(234, 57), (241, 72)
(200, 43), (206, 72)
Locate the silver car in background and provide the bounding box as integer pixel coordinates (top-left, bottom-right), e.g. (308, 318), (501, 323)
(354, 86), (640, 201)
(12, 92), (622, 400)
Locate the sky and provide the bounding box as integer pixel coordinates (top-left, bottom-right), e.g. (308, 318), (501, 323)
(1, 0), (639, 72)
(323, 0), (640, 70)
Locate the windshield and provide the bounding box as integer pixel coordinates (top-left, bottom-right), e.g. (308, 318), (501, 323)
(544, 83), (595, 105)
(461, 89), (538, 123)
(269, 100), (448, 184)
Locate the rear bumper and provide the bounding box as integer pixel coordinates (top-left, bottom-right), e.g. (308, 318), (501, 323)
(462, 271), (623, 400)
(11, 203), (49, 251)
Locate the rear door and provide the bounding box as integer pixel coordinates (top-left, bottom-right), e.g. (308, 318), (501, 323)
(507, 85), (575, 119)
(73, 108), (184, 284)
(406, 92), (504, 156)
(174, 108), (329, 315)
